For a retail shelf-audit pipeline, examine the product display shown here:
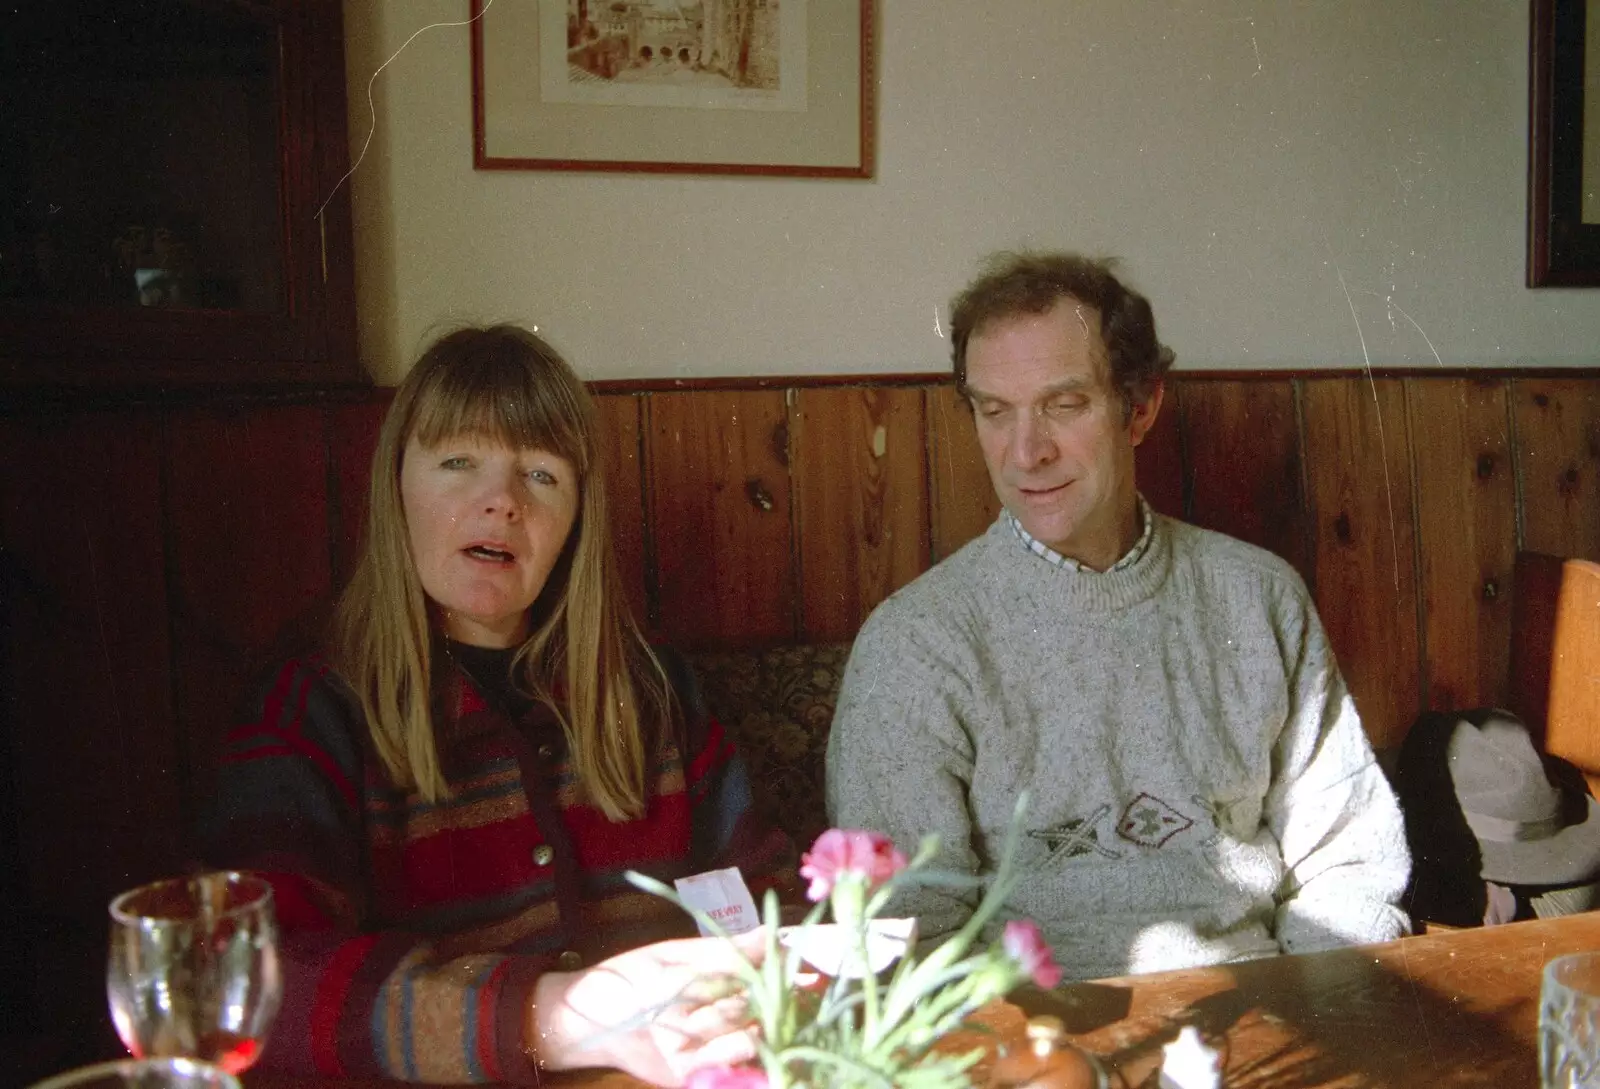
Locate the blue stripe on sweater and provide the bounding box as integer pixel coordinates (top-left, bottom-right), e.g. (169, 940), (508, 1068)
(461, 958), (503, 1081)
(367, 774), (526, 828)
(399, 970), (418, 1081)
(369, 981), (392, 1079)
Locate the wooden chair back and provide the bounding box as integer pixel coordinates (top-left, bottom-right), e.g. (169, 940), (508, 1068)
(1510, 551), (1600, 794)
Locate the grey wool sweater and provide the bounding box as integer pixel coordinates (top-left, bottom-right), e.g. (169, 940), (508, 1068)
(825, 512), (1411, 981)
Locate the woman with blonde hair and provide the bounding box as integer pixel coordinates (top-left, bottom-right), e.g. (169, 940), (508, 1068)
(201, 325), (790, 1086)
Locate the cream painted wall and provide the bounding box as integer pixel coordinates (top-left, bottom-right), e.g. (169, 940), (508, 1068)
(341, 1), (1600, 383)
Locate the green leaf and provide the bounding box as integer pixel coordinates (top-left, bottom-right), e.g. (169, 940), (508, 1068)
(778, 1045), (895, 1089)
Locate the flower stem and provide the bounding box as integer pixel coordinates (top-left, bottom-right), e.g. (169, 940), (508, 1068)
(781, 1045), (895, 1089)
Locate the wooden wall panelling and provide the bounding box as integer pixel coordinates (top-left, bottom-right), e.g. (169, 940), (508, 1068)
(649, 390), (795, 648)
(927, 384), (1001, 561)
(1406, 379), (1518, 712)
(0, 410), (176, 1048)
(594, 393), (651, 629)
(1508, 551), (1600, 771)
(1179, 379), (1311, 583)
(164, 403), (335, 819)
(0, 412), (180, 919)
(1512, 379), (1600, 561)
(1136, 382), (1186, 519)
(327, 395), (389, 587)
(1301, 378), (1422, 750)
(791, 386), (930, 642)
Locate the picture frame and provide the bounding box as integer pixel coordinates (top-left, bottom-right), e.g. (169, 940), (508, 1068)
(471, 0), (874, 178)
(1529, 0), (1600, 285)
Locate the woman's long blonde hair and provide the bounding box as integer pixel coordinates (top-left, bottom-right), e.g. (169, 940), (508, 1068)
(331, 324), (672, 820)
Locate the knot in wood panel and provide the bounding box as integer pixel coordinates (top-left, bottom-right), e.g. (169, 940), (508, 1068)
(1334, 511), (1353, 545)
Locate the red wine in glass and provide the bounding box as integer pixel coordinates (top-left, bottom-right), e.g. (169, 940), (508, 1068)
(107, 872), (282, 1074)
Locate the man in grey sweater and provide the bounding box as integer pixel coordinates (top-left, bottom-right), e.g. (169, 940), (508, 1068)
(825, 252), (1410, 981)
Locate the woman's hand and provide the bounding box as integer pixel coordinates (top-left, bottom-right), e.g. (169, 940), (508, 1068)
(533, 930), (767, 1086)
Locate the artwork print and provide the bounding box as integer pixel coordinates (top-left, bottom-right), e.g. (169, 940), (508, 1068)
(543, 1), (808, 112)
(473, 0), (873, 177)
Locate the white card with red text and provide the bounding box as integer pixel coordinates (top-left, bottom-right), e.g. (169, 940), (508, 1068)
(674, 867), (760, 935)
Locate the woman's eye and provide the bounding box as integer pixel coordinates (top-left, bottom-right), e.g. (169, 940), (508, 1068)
(440, 456), (471, 470)
(526, 468), (557, 486)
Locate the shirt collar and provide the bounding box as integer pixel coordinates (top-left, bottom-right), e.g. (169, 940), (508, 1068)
(1005, 495), (1154, 573)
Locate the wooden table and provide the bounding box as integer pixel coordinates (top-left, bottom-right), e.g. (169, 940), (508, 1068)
(246, 914), (1600, 1089)
(1008, 913), (1600, 1088)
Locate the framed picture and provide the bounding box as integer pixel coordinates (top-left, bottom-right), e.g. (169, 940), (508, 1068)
(471, 0), (874, 178)
(1529, 0), (1600, 285)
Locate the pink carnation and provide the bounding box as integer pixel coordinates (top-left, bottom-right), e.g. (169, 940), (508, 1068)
(1002, 919), (1062, 989)
(798, 829), (908, 901)
(684, 1066), (769, 1089)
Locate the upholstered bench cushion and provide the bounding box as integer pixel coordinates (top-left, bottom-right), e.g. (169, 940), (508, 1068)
(689, 643), (852, 850)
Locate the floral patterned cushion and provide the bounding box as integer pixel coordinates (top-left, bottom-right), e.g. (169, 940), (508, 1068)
(689, 643), (852, 851)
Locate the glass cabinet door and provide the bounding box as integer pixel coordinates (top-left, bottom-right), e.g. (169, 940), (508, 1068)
(0, 0), (359, 387)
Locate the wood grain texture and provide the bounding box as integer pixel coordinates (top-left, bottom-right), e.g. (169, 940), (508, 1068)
(649, 390), (795, 647)
(926, 384), (1001, 561)
(792, 386), (929, 641)
(327, 396), (388, 587)
(1511, 552), (1600, 792)
(1513, 378), (1600, 561)
(1180, 379), (1310, 582)
(1545, 574), (1600, 793)
(1041, 913), (1600, 1089)
(1302, 378), (1421, 749)
(0, 412), (180, 918)
(594, 393), (650, 629)
(165, 403), (335, 811)
(1407, 379), (1518, 713)
(1136, 383), (1185, 519)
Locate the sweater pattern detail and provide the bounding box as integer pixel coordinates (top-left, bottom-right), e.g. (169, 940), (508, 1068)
(1115, 793), (1196, 848)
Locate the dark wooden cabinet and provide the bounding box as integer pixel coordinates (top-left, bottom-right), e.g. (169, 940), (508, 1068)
(0, 0), (361, 389)
(0, 0), (362, 1065)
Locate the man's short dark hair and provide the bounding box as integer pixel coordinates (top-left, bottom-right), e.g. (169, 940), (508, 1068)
(949, 251), (1175, 410)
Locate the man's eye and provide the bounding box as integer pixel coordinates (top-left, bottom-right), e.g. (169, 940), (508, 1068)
(1046, 397), (1086, 415)
(977, 404), (1006, 419)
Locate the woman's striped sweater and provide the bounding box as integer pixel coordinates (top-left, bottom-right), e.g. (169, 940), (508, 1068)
(198, 648), (791, 1083)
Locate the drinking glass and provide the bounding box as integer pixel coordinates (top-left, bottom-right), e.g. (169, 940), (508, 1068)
(26, 1058), (239, 1089)
(107, 872), (282, 1075)
(1540, 951), (1600, 1088)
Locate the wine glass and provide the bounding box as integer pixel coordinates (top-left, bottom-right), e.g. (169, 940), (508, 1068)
(1541, 951), (1600, 1088)
(106, 871), (283, 1075)
(27, 1057), (240, 1089)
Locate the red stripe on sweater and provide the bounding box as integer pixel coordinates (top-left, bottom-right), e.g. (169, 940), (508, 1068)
(562, 793), (692, 868)
(386, 817), (541, 910)
(290, 661), (317, 736)
(219, 727), (359, 812)
(475, 958), (512, 1083)
(684, 717), (731, 786)
(257, 660), (306, 738)
(261, 870), (336, 931)
(311, 934), (383, 1076)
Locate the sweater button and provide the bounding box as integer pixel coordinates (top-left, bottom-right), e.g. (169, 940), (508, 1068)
(558, 950), (582, 970)
(532, 845), (554, 866)
(537, 742), (556, 760)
